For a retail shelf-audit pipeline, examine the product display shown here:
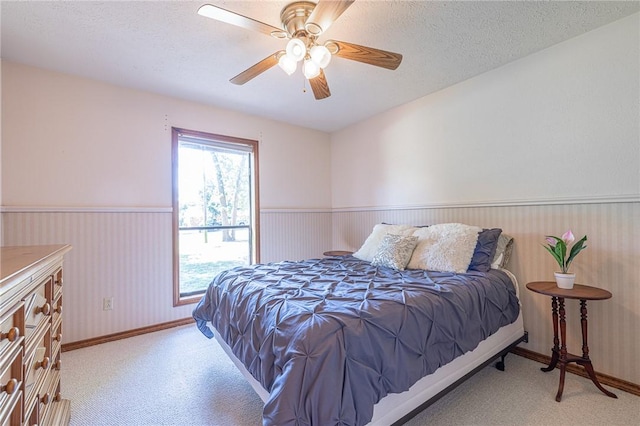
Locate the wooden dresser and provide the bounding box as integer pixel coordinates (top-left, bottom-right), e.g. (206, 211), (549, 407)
(1, 245), (72, 425)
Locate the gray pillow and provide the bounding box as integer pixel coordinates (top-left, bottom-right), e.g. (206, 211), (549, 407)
(353, 224), (417, 262)
(492, 233), (514, 269)
(371, 234), (419, 270)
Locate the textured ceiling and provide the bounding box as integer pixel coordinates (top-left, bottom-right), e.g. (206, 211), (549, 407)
(1, 1), (638, 132)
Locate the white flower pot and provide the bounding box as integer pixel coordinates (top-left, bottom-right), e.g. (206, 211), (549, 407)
(554, 272), (576, 289)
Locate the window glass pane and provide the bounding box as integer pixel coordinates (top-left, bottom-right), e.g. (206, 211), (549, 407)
(179, 228), (250, 297)
(175, 130), (255, 299)
(178, 144), (250, 228)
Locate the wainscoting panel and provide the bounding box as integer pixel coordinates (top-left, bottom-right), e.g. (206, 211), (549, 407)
(3, 204), (637, 386)
(332, 202), (640, 385)
(259, 210), (333, 262)
(1, 211), (191, 343)
(1, 210), (332, 344)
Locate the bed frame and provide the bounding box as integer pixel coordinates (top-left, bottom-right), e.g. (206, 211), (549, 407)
(213, 313), (526, 425)
(379, 319), (527, 425)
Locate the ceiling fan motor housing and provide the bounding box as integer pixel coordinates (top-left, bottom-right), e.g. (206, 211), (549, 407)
(280, 1), (318, 38)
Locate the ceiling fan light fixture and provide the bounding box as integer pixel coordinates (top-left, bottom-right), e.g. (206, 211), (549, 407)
(310, 45), (331, 68)
(286, 38), (307, 62)
(305, 22), (323, 36)
(270, 30), (289, 39)
(278, 54), (297, 75)
(324, 41), (340, 55)
(303, 58), (320, 79)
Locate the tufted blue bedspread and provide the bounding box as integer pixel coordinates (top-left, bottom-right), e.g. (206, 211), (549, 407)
(193, 256), (520, 426)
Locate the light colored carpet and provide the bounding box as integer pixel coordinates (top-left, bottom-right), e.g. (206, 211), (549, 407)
(62, 325), (639, 426)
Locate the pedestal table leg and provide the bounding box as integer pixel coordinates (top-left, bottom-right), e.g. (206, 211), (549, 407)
(579, 299), (617, 399)
(542, 296), (560, 372)
(555, 297), (567, 402)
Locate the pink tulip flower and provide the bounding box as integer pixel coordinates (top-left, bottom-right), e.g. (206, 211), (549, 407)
(542, 230), (587, 274)
(561, 230), (575, 245)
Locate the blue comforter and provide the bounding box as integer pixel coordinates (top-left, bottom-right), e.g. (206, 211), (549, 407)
(193, 256), (519, 426)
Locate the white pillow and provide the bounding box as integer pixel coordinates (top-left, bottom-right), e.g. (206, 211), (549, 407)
(353, 224), (417, 262)
(491, 253), (504, 270)
(407, 223), (482, 273)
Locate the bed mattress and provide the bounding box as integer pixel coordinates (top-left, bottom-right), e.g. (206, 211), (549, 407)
(193, 256), (521, 426)
(213, 311), (524, 425)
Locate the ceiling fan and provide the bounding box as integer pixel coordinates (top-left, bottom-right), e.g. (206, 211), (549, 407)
(197, 1), (403, 100)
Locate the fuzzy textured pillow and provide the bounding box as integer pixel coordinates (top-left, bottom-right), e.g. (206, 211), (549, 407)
(353, 224), (417, 262)
(371, 234), (419, 270)
(407, 223), (482, 273)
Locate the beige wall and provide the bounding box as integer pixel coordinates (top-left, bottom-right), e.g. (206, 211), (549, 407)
(1, 62), (331, 209)
(1, 61), (333, 342)
(330, 14), (640, 384)
(331, 13), (639, 208)
(1, 13), (638, 386)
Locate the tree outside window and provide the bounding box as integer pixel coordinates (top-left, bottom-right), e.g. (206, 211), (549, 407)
(172, 128), (259, 305)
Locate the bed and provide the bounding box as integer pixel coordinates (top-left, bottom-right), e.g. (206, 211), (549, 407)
(193, 223), (526, 425)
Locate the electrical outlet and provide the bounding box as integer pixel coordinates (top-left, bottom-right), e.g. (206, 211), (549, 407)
(103, 297), (114, 311)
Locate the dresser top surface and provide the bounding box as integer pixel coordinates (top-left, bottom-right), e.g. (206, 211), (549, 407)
(1, 244), (72, 284)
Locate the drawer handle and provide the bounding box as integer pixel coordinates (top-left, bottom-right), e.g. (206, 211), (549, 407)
(1, 327), (20, 342)
(41, 392), (50, 405)
(54, 333), (63, 342)
(35, 356), (50, 370)
(55, 305), (63, 314)
(55, 278), (63, 285)
(35, 303), (51, 316)
(55, 392), (62, 402)
(1, 378), (18, 395)
(54, 360), (62, 370)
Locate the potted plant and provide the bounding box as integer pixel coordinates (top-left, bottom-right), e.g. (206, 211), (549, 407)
(543, 230), (587, 289)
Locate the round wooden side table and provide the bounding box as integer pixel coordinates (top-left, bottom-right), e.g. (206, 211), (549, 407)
(526, 281), (617, 402)
(322, 250), (353, 256)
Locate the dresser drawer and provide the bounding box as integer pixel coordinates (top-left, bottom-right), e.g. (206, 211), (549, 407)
(51, 321), (63, 361)
(0, 303), (23, 360)
(41, 398), (70, 426)
(37, 369), (59, 424)
(0, 343), (23, 426)
(51, 295), (62, 344)
(1, 244), (71, 425)
(0, 388), (21, 426)
(23, 279), (52, 346)
(52, 269), (63, 303)
(23, 326), (50, 415)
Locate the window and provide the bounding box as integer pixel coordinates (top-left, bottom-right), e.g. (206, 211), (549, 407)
(172, 127), (259, 306)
